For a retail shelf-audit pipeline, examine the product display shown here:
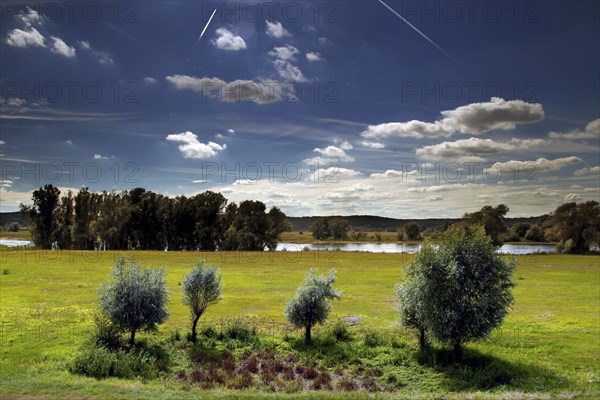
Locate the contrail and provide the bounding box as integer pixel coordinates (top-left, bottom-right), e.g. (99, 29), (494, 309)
(198, 9), (217, 42)
(377, 0), (456, 62)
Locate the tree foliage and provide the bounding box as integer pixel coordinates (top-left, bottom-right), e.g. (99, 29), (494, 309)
(403, 222), (421, 241)
(99, 258), (169, 346)
(309, 217), (350, 240)
(461, 204), (509, 246)
(284, 269), (341, 344)
(182, 261), (223, 343)
(551, 201), (600, 253)
(396, 226), (516, 359)
(21, 187), (289, 251)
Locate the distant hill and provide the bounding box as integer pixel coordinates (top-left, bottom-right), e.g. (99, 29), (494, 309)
(0, 211), (27, 227)
(287, 215), (542, 232)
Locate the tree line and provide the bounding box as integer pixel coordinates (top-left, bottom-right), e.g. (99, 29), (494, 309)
(308, 202), (600, 253)
(21, 184), (291, 251)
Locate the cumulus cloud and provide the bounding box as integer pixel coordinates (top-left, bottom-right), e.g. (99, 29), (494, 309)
(416, 137), (516, 160)
(549, 119), (600, 140)
(312, 167), (361, 182)
(370, 169), (417, 179)
(490, 157), (582, 173)
(94, 154), (109, 160)
(166, 75), (285, 104)
(233, 179), (258, 186)
(144, 77), (158, 84)
(305, 142), (355, 164)
(166, 131), (226, 159)
(318, 37), (330, 46)
(362, 120), (453, 139)
(227, 129), (236, 134)
(50, 36), (76, 58)
(6, 27), (45, 48)
(573, 166), (600, 176)
(265, 20), (291, 38)
(0, 140), (5, 145)
(361, 141), (385, 149)
(531, 188), (560, 197)
(440, 97), (544, 134)
(362, 98), (544, 139)
(564, 193), (583, 202)
(306, 52), (323, 62)
(269, 45), (307, 82)
(19, 7), (43, 27)
(212, 27), (247, 51)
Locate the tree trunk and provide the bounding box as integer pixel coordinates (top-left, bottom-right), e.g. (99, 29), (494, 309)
(191, 314), (201, 343)
(305, 325), (312, 344)
(453, 342), (463, 362)
(129, 329), (136, 347)
(418, 328), (426, 350)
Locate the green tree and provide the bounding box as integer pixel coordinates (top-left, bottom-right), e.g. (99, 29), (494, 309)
(284, 269), (341, 344)
(524, 224), (545, 242)
(551, 201), (600, 253)
(99, 258), (169, 347)
(182, 261), (223, 343)
(511, 222), (532, 238)
(21, 184), (61, 248)
(329, 218), (350, 240)
(461, 204), (509, 246)
(397, 226), (516, 360)
(309, 217), (330, 240)
(7, 222), (20, 232)
(403, 222), (421, 241)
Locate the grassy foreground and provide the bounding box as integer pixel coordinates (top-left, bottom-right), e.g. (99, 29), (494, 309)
(0, 249), (598, 399)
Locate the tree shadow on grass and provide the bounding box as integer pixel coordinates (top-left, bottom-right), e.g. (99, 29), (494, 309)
(415, 346), (572, 392)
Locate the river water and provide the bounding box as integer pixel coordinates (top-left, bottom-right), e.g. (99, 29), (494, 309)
(0, 239), (560, 254)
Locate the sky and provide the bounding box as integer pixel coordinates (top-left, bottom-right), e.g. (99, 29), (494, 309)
(0, 0), (599, 218)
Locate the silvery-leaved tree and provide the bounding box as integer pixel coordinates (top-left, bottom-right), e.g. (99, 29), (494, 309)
(285, 269), (341, 344)
(396, 225), (516, 360)
(99, 257), (169, 347)
(182, 261), (223, 343)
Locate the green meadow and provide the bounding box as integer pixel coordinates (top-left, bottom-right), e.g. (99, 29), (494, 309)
(0, 249), (598, 399)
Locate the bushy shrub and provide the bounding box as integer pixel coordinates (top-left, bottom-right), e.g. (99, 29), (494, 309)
(329, 319), (352, 342)
(70, 346), (162, 379)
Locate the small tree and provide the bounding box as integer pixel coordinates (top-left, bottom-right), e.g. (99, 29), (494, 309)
(403, 222), (421, 241)
(397, 226), (515, 360)
(524, 224), (545, 242)
(285, 269), (341, 344)
(7, 222), (20, 232)
(182, 261), (223, 343)
(99, 258), (169, 347)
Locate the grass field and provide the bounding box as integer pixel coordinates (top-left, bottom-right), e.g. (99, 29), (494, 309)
(0, 229), (31, 240)
(0, 249), (598, 399)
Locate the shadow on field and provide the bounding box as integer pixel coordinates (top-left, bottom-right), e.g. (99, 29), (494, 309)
(415, 346), (570, 391)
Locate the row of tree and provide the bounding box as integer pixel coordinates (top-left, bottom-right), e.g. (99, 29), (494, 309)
(22, 185), (291, 251)
(308, 202), (600, 253)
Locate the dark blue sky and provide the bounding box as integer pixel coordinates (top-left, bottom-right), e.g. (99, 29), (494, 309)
(1, 0), (598, 217)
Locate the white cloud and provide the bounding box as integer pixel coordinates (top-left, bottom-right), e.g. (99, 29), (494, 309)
(269, 44), (299, 61)
(312, 167), (361, 182)
(564, 193), (583, 202)
(166, 131), (226, 159)
(416, 137), (516, 160)
(265, 20), (291, 38)
(233, 179), (258, 186)
(212, 27), (247, 51)
(50, 36), (76, 58)
(440, 97), (544, 134)
(426, 195), (443, 201)
(490, 157), (582, 174)
(362, 120), (454, 139)
(227, 129), (236, 134)
(0, 140), (5, 145)
(549, 119), (600, 140)
(94, 154), (109, 160)
(361, 141), (385, 149)
(305, 143), (355, 164)
(408, 183), (483, 193)
(363, 98), (544, 139)
(573, 166), (600, 176)
(66, 139), (73, 145)
(318, 37), (330, 46)
(306, 52), (323, 62)
(166, 75), (285, 104)
(531, 188), (560, 197)
(370, 169), (417, 179)
(19, 7), (43, 27)
(273, 60), (308, 82)
(338, 141), (353, 151)
(6, 28), (45, 48)
(144, 77), (158, 84)
(215, 134), (225, 139)
(77, 41), (113, 64)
